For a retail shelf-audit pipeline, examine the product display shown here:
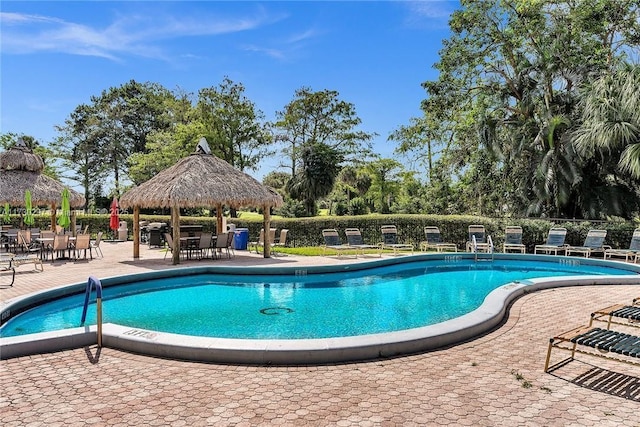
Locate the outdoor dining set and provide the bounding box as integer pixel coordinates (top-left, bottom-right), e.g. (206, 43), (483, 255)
(1, 225), (103, 266)
(162, 231), (237, 261)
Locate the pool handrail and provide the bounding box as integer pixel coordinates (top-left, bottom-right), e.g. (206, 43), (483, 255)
(80, 275), (103, 347)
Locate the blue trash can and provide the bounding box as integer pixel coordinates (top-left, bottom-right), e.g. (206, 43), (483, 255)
(234, 228), (249, 250)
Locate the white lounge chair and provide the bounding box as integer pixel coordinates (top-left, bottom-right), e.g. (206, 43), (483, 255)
(565, 229), (609, 258)
(345, 228), (379, 257)
(604, 228), (640, 263)
(380, 225), (414, 256)
(420, 226), (458, 252)
(534, 228), (567, 255)
(322, 229), (355, 258)
(503, 226), (526, 254)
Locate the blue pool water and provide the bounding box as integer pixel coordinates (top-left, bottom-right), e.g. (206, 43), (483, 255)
(1, 259), (633, 339)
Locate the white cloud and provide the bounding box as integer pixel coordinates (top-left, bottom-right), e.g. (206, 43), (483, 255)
(0, 7), (283, 61)
(242, 44), (286, 60)
(402, 0), (457, 28)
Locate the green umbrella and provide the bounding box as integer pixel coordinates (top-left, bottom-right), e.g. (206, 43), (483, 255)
(2, 203), (10, 224)
(57, 188), (71, 229)
(24, 190), (34, 226)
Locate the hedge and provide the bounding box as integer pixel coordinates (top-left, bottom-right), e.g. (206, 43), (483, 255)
(3, 213), (638, 251)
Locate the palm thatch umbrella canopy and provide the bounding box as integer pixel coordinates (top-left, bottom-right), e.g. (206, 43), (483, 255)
(0, 140), (85, 229)
(119, 139), (283, 264)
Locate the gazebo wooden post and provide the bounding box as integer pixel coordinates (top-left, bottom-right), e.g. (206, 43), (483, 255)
(71, 211), (77, 236)
(216, 203), (223, 233)
(263, 205), (271, 258)
(50, 203), (56, 230)
(133, 206), (140, 259)
(171, 205), (180, 265)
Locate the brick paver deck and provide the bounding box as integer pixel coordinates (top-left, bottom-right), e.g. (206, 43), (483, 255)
(1, 241), (639, 426)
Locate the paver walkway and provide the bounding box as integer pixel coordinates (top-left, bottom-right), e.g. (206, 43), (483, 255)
(1, 241), (640, 426)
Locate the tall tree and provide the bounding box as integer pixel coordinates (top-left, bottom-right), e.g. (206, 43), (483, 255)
(274, 87), (375, 177)
(196, 77), (273, 172)
(397, 0), (640, 218)
(93, 80), (175, 196)
(52, 104), (107, 211)
(275, 87), (375, 214)
(363, 158), (403, 214)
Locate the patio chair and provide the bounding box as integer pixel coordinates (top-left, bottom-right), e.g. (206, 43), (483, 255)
(214, 232), (232, 259)
(29, 228), (40, 241)
(502, 226), (526, 254)
(420, 226), (458, 252)
(565, 229), (609, 258)
(345, 228), (380, 257)
(47, 234), (69, 263)
(465, 225), (491, 253)
(71, 234), (92, 260)
(270, 229), (289, 256)
(534, 227), (567, 255)
(90, 231), (104, 258)
(250, 229), (264, 254)
(604, 228), (640, 263)
(322, 229), (355, 258)
(164, 232), (187, 260)
(6, 228), (19, 252)
(14, 234), (44, 271)
(380, 225), (414, 256)
(17, 229), (32, 251)
(40, 230), (55, 240)
(226, 231), (235, 258)
(196, 232), (213, 259)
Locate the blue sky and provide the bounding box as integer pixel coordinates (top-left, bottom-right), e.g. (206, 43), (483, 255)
(1, 1), (458, 185)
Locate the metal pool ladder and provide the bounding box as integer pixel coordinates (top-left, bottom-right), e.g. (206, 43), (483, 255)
(472, 235), (494, 262)
(81, 276), (104, 347)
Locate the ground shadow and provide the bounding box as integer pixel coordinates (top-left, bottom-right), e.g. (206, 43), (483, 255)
(549, 361), (640, 402)
(84, 346), (101, 364)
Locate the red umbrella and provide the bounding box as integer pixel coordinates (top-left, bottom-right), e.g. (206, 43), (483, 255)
(109, 197), (120, 233)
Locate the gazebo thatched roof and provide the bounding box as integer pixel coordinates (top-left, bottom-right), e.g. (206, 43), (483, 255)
(0, 170), (85, 208)
(120, 142), (283, 264)
(119, 152), (283, 210)
(0, 143), (85, 208)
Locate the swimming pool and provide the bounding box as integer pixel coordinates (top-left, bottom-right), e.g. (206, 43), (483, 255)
(2, 253), (639, 363)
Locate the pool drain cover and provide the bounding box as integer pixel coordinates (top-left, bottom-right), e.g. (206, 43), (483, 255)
(260, 307), (294, 315)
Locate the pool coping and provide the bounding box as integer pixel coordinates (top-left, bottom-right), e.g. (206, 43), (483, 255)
(2, 253), (640, 363)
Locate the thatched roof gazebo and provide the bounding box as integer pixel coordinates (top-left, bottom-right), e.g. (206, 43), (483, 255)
(119, 139), (283, 264)
(0, 140), (85, 229)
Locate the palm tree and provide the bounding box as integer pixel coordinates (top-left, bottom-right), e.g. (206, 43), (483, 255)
(574, 66), (640, 179)
(287, 142), (342, 216)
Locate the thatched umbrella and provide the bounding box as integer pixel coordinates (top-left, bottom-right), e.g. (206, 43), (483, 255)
(119, 140), (283, 264)
(0, 141), (85, 230)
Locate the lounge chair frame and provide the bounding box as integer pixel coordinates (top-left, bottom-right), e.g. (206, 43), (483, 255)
(565, 229), (610, 258)
(544, 325), (640, 372)
(589, 303), (640, 330)
(380, 225), (414, 256)
(345, 228), (380, 257)
(534, 227), (567, 255)
(604, 228), (640, 263)
(502, 226), (526, 254)
(322, 229), (356, 258)
(420, 226), (458, 253)
(465, 225), (491, 253)
(1, 254), (16, 286)
(270, 229), (289, 257)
